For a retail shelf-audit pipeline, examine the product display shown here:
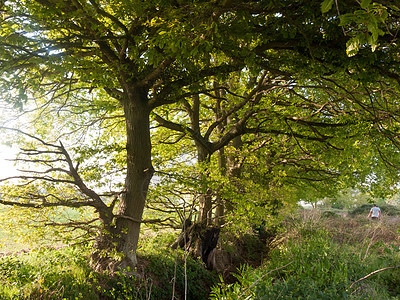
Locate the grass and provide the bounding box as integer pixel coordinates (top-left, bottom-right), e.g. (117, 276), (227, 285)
(0, 231), (216, 300)
(211, 209), (400, 299)
(0, 207), (399, 299)
(0, 246), (97, 299)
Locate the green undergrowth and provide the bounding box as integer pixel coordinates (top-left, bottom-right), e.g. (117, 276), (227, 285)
(134, 231), (217, 300)
(0, 232), (216, 300)
(210, 211), (400, 299)
(0, 246), (97, 299)
(1, 209), (400, 299)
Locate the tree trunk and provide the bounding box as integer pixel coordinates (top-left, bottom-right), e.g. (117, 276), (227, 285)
(90, 208), (119, 272)
(197, 147), (212, 225)
(114, 86), (153, 269)
(214, 147), (226, 226)
(186, 94), (213, 226)
(226, 135), (243, 213)
(214, 85), (227, 226)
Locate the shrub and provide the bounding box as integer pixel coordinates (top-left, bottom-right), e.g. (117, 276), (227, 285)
(134, 230), (217, 300)
(322, 210), (340, 218)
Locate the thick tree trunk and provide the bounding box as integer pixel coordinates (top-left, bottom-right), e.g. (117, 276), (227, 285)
(89, 86), (153, 272)
(114, 86), (153, 269)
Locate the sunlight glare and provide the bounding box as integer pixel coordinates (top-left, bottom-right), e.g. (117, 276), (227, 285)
(0, 144), (18, 178)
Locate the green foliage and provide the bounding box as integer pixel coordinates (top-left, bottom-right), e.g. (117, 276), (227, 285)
(1, 0), (400, 281)
(0, 246), (98, 299)
(321, 210), (340, 218)
(0, 204), (98, 250)
(321, 0), (394, 56)
(340, 2), (389, 56)
(136, 231), (217, 300)
(0, 231), (217, 300)
(1, 213), (400, 299)
(142, 252), (214, 300)
(211, 212), (400, 299)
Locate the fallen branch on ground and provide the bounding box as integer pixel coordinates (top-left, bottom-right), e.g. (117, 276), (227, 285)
(349, 265), (400, 290)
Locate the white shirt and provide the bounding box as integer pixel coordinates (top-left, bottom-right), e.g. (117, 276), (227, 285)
(370, 206), (381, 218)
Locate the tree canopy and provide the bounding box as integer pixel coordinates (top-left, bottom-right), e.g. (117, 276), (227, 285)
(0, 0), (400, 271)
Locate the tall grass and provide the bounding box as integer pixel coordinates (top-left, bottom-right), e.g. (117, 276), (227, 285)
(211, 210), (400, 299)
(0, 246), (97, 299)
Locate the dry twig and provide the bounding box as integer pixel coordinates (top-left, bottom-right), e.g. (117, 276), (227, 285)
(349, 265), (400, 290)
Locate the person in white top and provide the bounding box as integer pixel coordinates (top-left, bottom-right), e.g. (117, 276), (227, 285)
(367, 204), (382, 220)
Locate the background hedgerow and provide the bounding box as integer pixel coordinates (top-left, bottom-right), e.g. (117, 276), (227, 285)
(349, 204), (400, 217)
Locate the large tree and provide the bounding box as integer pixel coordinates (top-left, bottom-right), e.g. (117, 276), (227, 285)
(1, 0), (400, 272)
(0, 0), (244, 270)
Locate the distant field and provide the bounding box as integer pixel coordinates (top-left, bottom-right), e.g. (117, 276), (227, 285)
(0, 232), (27, 253)
(0, 205), (96, 254)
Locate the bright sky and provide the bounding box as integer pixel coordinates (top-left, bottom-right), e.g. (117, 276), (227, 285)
(0, 144), (19, 178)
(0, 103), (23, 179)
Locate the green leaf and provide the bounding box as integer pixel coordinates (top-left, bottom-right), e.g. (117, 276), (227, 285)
(346, 36), (361, 57)
(339, 13), (354, 26)
(321, 0), (334, 13)
(360, 0), (372, 9)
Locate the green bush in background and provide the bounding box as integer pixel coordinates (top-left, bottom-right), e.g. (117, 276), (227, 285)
(349, 204), (400, 216)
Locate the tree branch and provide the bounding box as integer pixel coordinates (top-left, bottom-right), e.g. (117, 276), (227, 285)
(349, 265), (400, 290)
(114, 214), (173, 224)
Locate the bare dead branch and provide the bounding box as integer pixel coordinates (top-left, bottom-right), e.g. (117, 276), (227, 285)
(349, 265), (400, 290)
(0, 197), (96, 208)
(0, 175), (75, 184)
(42, 218), (100, 229)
